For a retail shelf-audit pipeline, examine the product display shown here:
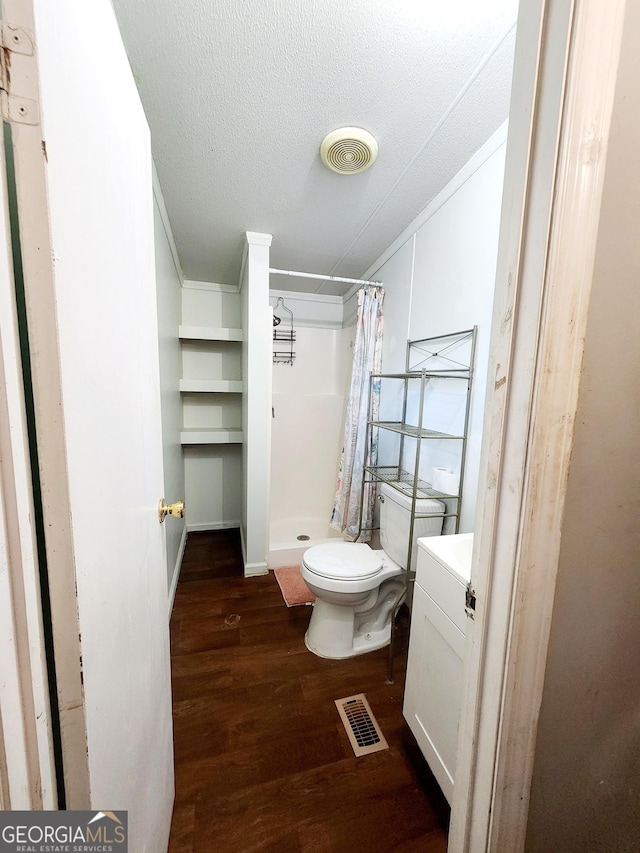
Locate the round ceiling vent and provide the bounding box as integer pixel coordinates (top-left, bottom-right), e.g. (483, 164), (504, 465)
(320, 127), (378, 175)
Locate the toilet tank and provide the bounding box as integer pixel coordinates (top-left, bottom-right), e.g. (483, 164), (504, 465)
(379, 482), (444, 569)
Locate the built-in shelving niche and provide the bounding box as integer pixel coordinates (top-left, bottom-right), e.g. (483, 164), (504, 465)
(179, 325), (243, 446)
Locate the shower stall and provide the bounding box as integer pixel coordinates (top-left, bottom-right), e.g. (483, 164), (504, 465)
(267, 323), (353, 567)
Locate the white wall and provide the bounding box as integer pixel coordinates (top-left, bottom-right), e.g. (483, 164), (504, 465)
(153, 179), (186, 599)
(365, 127), (507, 532)
(526, 5), (640, 848)
(182, 281), (242, 328)
(183, 445), (242, 527)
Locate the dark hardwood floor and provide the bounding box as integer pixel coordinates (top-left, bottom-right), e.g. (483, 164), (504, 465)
(168, 530), (449, 852)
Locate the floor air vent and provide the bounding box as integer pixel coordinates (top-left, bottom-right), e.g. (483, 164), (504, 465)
(335, 693), (389, 757)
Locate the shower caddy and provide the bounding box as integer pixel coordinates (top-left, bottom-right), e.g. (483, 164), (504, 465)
(272, 296), (296, 365)
(358, 327), (477, 680)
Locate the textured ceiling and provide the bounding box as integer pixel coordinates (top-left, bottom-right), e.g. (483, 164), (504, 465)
(113, 0), (518, 295)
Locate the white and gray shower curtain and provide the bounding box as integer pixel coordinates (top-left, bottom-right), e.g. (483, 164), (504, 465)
(330, 285), (384, 541)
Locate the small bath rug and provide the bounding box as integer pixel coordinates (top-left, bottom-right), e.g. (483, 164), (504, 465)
(273, 565), (316, 607)
(335, 693), (389, 757)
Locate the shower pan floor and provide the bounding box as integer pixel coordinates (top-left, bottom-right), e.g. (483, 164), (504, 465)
(267, 517), (342, 569)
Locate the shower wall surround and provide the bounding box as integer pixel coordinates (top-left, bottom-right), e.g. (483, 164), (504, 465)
(269, 325), (354, 565)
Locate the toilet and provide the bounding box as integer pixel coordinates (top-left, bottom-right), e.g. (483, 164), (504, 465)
(301, 483), (445, 659)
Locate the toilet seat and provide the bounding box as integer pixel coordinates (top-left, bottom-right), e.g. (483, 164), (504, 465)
(302, 543), (383, 581)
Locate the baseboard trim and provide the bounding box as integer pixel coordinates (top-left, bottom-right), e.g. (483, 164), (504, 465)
(244, 561), (269, 577)
(186, 521), (241, 533)
(237, 524), (268, 576)
(239, 523), (247, 565)
(167, 524), (188, 621)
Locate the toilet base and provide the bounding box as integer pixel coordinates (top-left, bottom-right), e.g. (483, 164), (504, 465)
(304, 619), (393, 659)
(304, 578), (404, 659)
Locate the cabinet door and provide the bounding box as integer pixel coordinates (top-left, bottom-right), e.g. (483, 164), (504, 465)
(403, 582), (465, 803)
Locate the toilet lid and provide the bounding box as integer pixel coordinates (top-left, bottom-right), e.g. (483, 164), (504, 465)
(303, 543), (383, 580)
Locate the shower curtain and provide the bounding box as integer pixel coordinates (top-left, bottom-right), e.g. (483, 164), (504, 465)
(330, 285), (384, 541)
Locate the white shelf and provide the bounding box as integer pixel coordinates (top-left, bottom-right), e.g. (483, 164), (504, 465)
(179, 379), (243, 393)
(179, 325), (243, 342)
(180, 428), (243, 445)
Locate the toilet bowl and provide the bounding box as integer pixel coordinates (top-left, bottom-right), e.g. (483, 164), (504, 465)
(301, 483), (445, 659)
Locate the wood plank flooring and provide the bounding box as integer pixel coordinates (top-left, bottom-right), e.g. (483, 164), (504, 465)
(168, 530), (450, 852)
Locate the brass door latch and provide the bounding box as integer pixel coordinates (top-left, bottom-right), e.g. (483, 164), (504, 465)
(158, 499), (185, 523)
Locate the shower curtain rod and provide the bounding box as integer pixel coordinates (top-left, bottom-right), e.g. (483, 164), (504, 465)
(269, 268), (381, 286)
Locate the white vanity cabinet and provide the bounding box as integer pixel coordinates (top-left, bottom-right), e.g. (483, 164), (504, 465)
(403, 533), (473, 804)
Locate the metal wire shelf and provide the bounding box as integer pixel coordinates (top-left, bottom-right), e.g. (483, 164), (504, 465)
(358, 327), (477, 683)
(363, 467), (461, 501)
(369, 422), (464, 440)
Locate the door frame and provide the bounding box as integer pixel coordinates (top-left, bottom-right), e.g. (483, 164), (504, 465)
(3, 0), (91, 806)
(0, 121), (56, 810)
(450, 0), (627, 849)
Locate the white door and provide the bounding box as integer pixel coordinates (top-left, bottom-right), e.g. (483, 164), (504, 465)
(3, 1), (174, 849)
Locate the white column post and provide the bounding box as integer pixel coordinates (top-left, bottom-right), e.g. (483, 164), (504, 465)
(240, 232), (272, 576)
